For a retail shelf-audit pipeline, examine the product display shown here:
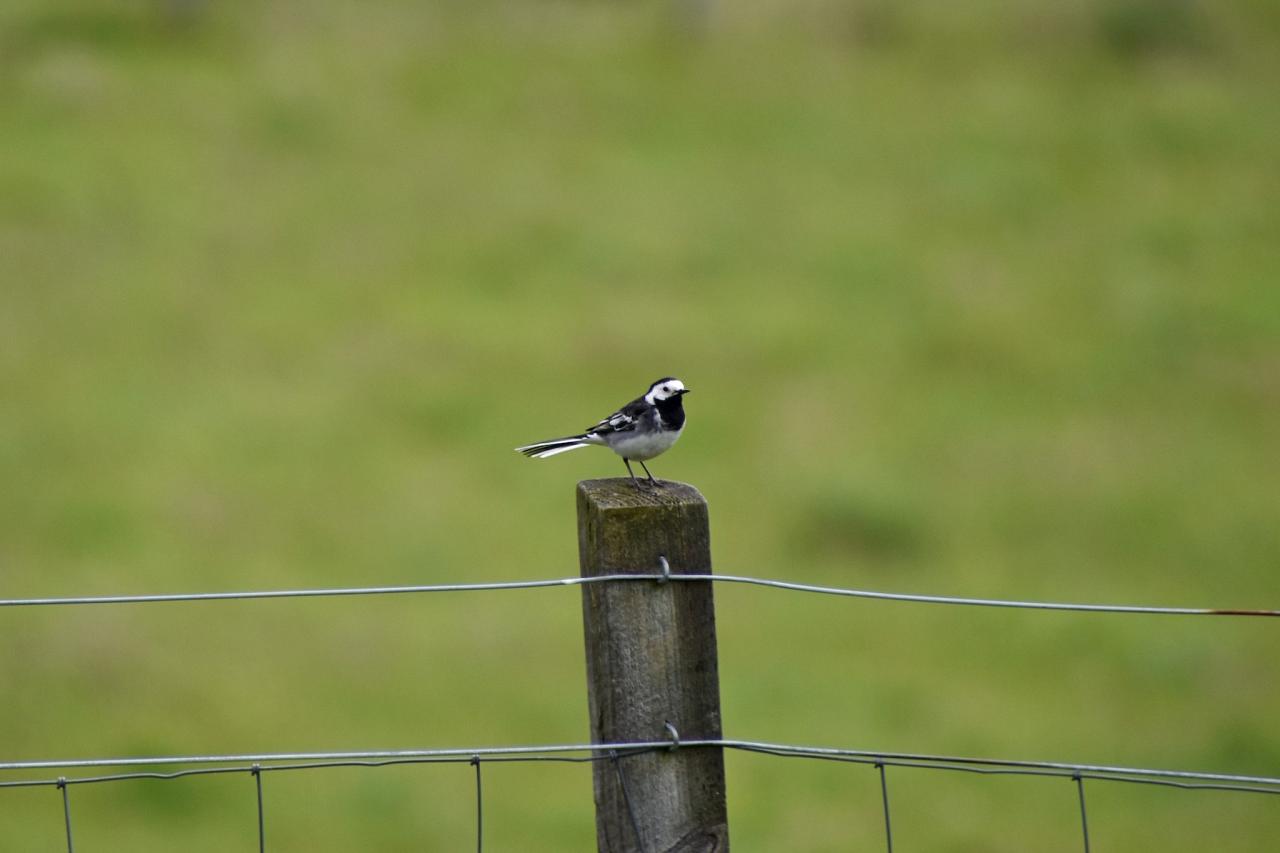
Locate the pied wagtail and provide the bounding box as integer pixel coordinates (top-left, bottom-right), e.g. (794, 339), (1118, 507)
(516, 377), (690, 489)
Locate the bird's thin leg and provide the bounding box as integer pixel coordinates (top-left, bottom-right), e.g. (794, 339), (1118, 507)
(624, 459), (642, 490)
(638, 460), (659, 488)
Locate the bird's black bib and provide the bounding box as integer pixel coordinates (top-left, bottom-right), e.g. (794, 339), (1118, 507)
(655, 395), (686, 431)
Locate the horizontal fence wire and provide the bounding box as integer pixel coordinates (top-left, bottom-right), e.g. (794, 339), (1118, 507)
(4, 570), (1276, 848)
(3, 740), (1279, 795)
(1, 572), (1276, 617)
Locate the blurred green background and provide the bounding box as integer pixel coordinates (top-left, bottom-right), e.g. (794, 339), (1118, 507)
(2, 0), (1278, 850)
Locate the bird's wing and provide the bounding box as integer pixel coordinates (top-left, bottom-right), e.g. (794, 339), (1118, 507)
(585, 396), (648, 436)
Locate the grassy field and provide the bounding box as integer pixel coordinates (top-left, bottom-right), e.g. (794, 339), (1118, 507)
(2, 1), (1279, 850)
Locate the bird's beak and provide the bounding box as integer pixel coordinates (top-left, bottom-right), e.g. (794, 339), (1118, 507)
(677, 388), (691, 395)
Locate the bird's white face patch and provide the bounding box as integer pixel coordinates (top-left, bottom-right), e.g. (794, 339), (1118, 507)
(646, 378), (686, 403)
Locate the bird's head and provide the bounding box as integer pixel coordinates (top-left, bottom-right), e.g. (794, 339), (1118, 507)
(646, 377), (690, 404)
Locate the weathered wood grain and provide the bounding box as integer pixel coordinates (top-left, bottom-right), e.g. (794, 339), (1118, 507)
(578, 478), (729, 853)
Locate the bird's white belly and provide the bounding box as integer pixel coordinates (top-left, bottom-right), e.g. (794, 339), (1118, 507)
(608, 428), (682, 461)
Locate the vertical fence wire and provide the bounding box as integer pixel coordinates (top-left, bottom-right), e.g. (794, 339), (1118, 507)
(252, 764), (265, 853)
(610, 751), (646, 852)
(56, 778), (74, 850)
(471, 756), (483, 853)
(9, 742), (1280, 850)
(876, 763), (894, 853)
(1075, 774), (1091, 853)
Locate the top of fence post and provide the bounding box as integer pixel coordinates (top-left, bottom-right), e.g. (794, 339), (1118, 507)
(577, 477), (728, 853)
(576, 479), (710, 575)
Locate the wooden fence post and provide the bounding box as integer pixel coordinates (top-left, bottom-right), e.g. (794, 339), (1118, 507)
(578, 478), (729, 853)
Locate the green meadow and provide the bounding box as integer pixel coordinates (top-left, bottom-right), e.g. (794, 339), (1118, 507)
(2, 1), (1278, 849)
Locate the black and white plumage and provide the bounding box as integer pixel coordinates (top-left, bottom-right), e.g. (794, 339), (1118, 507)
(515, 377), (690, 488)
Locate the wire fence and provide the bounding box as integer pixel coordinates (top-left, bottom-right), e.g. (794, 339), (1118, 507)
(4, 739), (1279, 852)
(2, 570), (1277, 616)
(3, 568), (1278, 851)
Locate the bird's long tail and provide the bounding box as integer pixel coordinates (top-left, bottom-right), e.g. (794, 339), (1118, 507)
(515, 435), (592, 459)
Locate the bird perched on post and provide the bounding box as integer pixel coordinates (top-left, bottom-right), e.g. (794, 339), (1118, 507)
(515, 378), (690, 489)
